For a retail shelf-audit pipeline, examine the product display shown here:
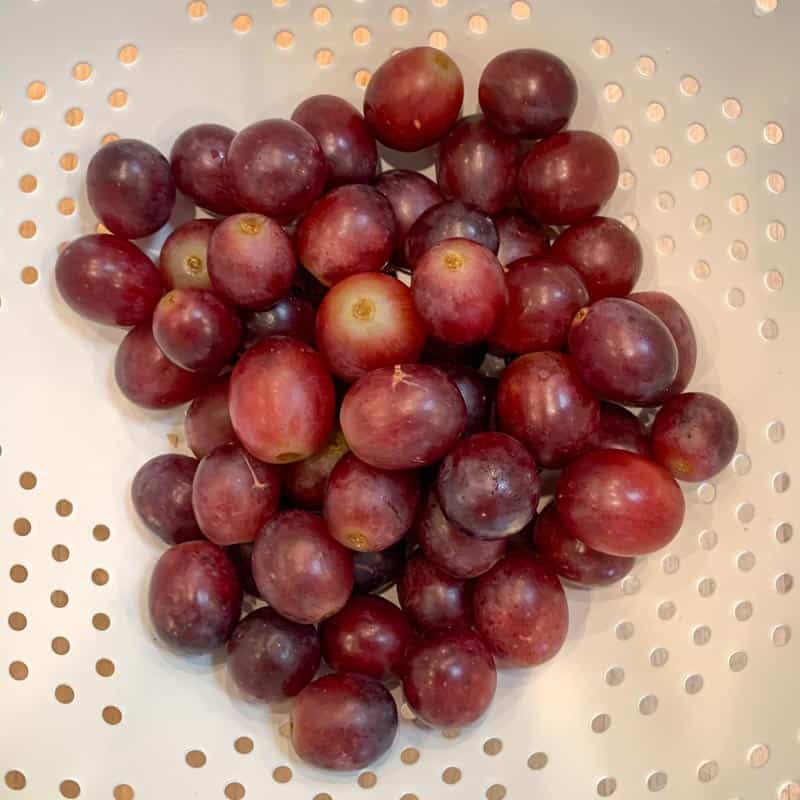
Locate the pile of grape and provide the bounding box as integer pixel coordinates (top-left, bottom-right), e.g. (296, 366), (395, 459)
(55, 46), (738, 771)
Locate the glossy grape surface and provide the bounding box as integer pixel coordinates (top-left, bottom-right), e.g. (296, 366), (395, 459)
(353, 542), (406, 595)
(159, 219), (216, 291)
(185, 377), (236, 459)
(494, 211), (552, 267)
(592, 402), (650, 456)
(242, 294), (317, 350)
(434, 363), (493, 437)
(398, 553), (472, 632)
(283, 428), (349, 509)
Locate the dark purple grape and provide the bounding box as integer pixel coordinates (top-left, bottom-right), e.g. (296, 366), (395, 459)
(292, 94), (378, 187)
(185, 377), (236, 459)
(479, 49), (577, 138)
(226, 119), (326, 221)
(149, 541), (242, 652)
(434, 363), (492, 437)
(87, 139), (175, 239)
(242, 294), (316, 350)
(227, 542), (259, 596)
(283, 428), (348, 509)
(56, 234), (162, 326)
(650, 392), (738, 482)
(159, 219), (217, 291)
(592, 402), (650, 456)
(353, 542), (406, 595)
(494, 210), (552, 268)
(398, 553), (471, 632)
(132, 454), (203, 545)
(227, 607), (320, 702)
(422, 338), (487, 370)
(291, 674), (398, 770)
(568, 298), (679, 406)
(364, 46), (464, 151)
(170, 123), (240, 215)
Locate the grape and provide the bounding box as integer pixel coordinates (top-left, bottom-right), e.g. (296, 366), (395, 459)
(374, 169), (443, 261)
(296, 185), (395, 287)
(169, 123), (240, 215)
(291, 673), (398, 770)
(473, 552), (568, 667)
(402, 629), (496, 728)
(416, 491), (506, 579)
(629, 291), (697, 400)
(227, 542), (259, 596)
(398, 553), (472, 632)
(353, 542), (406, 595)
(494, 210), (552, 267)
(517, 131), (619, 225)
(568, 298), (679, 406)
(363, 46), (464, 151)
(324, 453), (420, 552)
(114, 322), (208, 409)
(489, 256), (589, 354)
(650, 392), (738, 482)
(422, 338), (487, 370)
(192, 443), (280, 546)
(152, 289), (241, 372)
(185, 377), (236, 459)
(55, 234), (162, 326)
(149, 541), (241, 652)
(437, 432), (540, 540)
(478, 49), (577, 138)
(496, 351), (599, 468)
(227, 607), (320, 702)
(340, 364), (466, 470)
(316, 273), (426, 382)
(283, 428), (349, 509)
(592, 402), (650, 456)
(252, 510), (353, 624)
(433, 363), (492, 437)
(159, 219), (217, 291)
(87, 139), (176, 239)
(321, 595), (412, 681)
(132, 454), (203, 545)
(242, 294), (316, 350)
(207, 213), (295, 311)
(230, 336), (335, 463)
(226, 119), (326, 221)
(435, 114), (518, 215)
(411, 238), (507, 345)
(404, 200), (499, 270)
(292, 94), (378, 187)
(556, 449), (685, 556)
(551, 217), (643, 302)
(532, 503), (634, 587)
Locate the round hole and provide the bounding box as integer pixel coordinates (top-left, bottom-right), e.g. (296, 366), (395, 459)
(401, 746), (420, 764)
(52, 636), (70, 654)
(511, 1), (531, 20)
(273, 766), (292, 784)
(655, 191), (675, 211)
(772, 624), (792, 646)
(13, 517), (31, 536)
(729, 193), (749, 214)
(92, 568), (110, 586)
(755, 0), (779, 12)
(597, 777), (617, 797)
(468, 14), (488, 34)
(773, 472), (791, 493)
(8, 612), (27, 631)
(9, 661), (28, 681)
(51, 590), (69, 608)
(730, 240), (749, 260)
(618, 170), (636, 190)
(113, 787), (135, 800)
(691, 169), (711, 189)
(650, 647), (669, 667)
(592, 713), (611, 732)
(52, 544), (70, 563)
(108, 89), (128, 109)
(55, 684), (75, 703)
(657, 601), (676, 621)
(93, 524), (111, 541)
(234, 736), (253, 754)
(680, 75), (700, 95)
(187, 0), (207, 19)
(19, 221), (37, 239)
(224, 784), (245, 800)
(314, 48), (334, 68)
(776, 522), (793, 543)
(764, 122), (784, 144)
(527, 752), (548, 770)
(60, 780), (81, 798)
(354, 69), (372, 89)
(699, 529), (718, 550)
(592, 38), (612, 58)
(637, 56), (656, 77)
(604, 83), (624, 103)
(96, 658), (115, 677)
(738, 550), (756, 572)
(727, 288), (746, 309)
(765, 270), (784, 291)
(646, 101), (666, 122)
(616, 621), (634, 640)
(22, 128), (41, 147)
(58, 198), (77, 216)
(639, 694), (658, 715)
(118, 45), (139, 64)
(656, 235), (675, 255)
(621, 576), (640, 595)
(697, 761), (718, 782)
(652, 146), (671, 166)
(92, 612), (110, 630)
(729, 650), (749, 672)
(64, 108), (84, 127)
(727, 146), (747, 166)
(761, 318), (780, 340)
(102, 133), (120, 145)
(442, 767), (461, 784)
(647, 772), (668, 792)
(723, 98), (742, 119)
(19, 174), (37, 193)
(693, 260), (711, 281)
(483, 738), (503, 756)
(622, 214), (639, 232)
(390, 5), (410, 25)
(779, 782), (800, 800)
(486, 785), (506, 800)
(27, 81), (47, 101)
(605, 666), (625, 686)
(72, 62), (93, 81)
(611, 127), (631, 147)
(428, 30), (448, 49)
(693, 625), (712, 646)
(186, 750), (207, 768)
(687, 123), (707, 143)
(5, 771), (27, 790)
(312, 5), (331, 24)
(60, 153), (79, 171)
(735, 600), (754, 621)
(10, 565), (28, 583)
(352, 26), (371, 45)
(21, 266), (39, 285)
(693, 214), (712, 234)
(232, 15), (252, 33)
(102, 705), (122, 725)
(662, 554), (680, 575)
(748, 744), (770, 767)
(54, 498), (73, 517)
(767, 220), (786, 242)
(767, 171), (786, 193)
(698, 578), (716, 598)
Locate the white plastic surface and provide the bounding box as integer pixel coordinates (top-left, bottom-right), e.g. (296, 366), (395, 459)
(0, 1), (798, 798)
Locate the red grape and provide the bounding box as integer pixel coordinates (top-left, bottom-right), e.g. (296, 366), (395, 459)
(207, 213), (295, 310)
(496, 351), (599, 468)
(226, 119), (326, 221)
(292, 94), (378, 187)
(296, 185), (395, 287)
(149, 541), (241, 652)
(353, 542), (406, 595)
(283, 427), (349, 509)
(227, 607), (320, 702)
(321, 595), (412, 681)
(159, 219), (217, 291)
(87, 139), (176, 239)
(316, 273), (426, 382)
(494, 210), (552, 267)
(568, 298), (679, 406)
(152, 289), (241, 372)
(114, 322), (208, 409)
(404, 200), (499, 270)
(227, 542), (259, 596)
(434, 363), (492, 436)
(479, 49), (577, 138)
(532, 503), (634, 587)
(324, 453), (420, 552)
(592, 402), (650, 456)
(517, 131), (619, 225)
(192, 443), (280, 546)
(252, 510), (353, 624)
(422, 338), (487, 370)
(185, 376), (236, 459)
(242, 294), (316, 350)
(412, 238), (507, 345)
(340, 364), (466, 470)
(435, 114), (518, 215)
(291, 673), (398, 770)
(489, 256), (589, 354)
(416, 491), (506, 579)
(551, 217), (643, 302)
(55, 234), (162, 326)
(170, 123), (240, 215)
(230, 336), (335, 463)
(402, 629), (496, 728)
(473, 552), (568, 667)
(629, 291), (697, 400)
(364, 46), (464, 151)
(650, 392), (738, 482)
(398, 553), (472, 632)
(556, 449), (685, 556)
(132, 454), (203, 545)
